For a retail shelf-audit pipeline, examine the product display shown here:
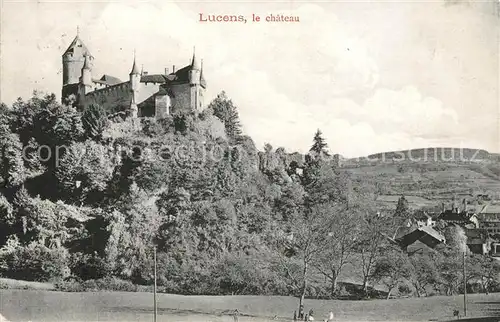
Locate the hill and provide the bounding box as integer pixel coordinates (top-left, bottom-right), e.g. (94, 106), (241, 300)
(1, 92), (499, 303)
(278, 147), (500, 211)
(341, 148), (500, 210)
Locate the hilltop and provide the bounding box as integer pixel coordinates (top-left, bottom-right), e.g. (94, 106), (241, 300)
(1, 92), (499, 304)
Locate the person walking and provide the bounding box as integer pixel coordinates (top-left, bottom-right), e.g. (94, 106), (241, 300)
(308, 309), (315, 321)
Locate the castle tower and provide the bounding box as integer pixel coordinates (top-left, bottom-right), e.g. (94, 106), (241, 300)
(62, 30), (93, 103)
(80, 55), (92, 88)
(189, 48), (201, 85)
(189, 48), (204, 112)
(129, 54), (141, 118)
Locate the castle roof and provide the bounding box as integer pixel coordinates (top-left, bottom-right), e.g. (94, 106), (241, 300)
(130, 57), (140, 75)
(93, 74), (122, 86)
(168, 65), (191, 84)
(63, 35), (92, 57)
(167, 64), (206, 88)
(191, 50), (200, 70)
(200, 59), (206, 87)
(141, 74), (168, 84)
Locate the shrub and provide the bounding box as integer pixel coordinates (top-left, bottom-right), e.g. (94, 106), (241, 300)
(55, 277), (138, 292)
(54, 280), (85, 292)
(0, 242), (70, 282)
(69, 252), (113, 280)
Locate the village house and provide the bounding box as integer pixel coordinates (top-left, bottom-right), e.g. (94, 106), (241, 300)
(476, 203), (500, 237)
(436, 208), (479, 229)
(395, 225), (446, 253)
(465, 228), (492, 255)
(412, 211), (436, 228)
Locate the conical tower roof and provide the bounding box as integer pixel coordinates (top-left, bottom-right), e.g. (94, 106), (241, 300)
(191, 48), (200, 70)
(130, 55), (140, 75)
(63, 34), (92, 57)
(200, 59), (206, 88)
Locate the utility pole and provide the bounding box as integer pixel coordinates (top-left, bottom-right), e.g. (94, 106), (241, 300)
(463, 251), (467, 317)
(154, 246), (157, 322)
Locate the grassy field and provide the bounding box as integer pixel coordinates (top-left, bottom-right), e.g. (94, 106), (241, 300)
(0, 289), (499, 322)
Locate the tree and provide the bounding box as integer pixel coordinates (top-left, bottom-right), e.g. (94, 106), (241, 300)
(466, 254), (500, 294)
(208, 91), (242, 139)
(313, 206), (360, 296)
(104, 186), (161, 282)
(394, 195), (411, 225)
(443, 225), (468, 254)
(356, 212), (391, 296)
(435, 245), (463, 295)
(0, 128), (26, 188)
(303, 162), (350, 206)
(82, 104), (108, 141)
(309, 129), (330, 158)
(409, 252), (441, 297)
(372, 249), (413, 299)
(54, 141), (114, 205)
(278, 202), (334, 311)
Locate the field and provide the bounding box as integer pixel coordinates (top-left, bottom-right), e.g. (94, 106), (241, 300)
(341, 161), (500, 211)
(0, 289), (499, 322)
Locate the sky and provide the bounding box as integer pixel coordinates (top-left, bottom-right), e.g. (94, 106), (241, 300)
(0, 0), (499, 157)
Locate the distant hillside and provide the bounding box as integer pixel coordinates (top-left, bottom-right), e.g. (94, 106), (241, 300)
(354, 147), (496, 164)
(340, 148), (500, 211)
(282, 147), (500, 211)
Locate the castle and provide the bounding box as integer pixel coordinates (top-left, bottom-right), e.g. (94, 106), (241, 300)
(61, 31), (206, 118)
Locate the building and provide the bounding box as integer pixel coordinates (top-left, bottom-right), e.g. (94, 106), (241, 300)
(395, 225), (446, 252)
(476, 203), (500, 237)
(61, 31), (206, 118)
(465, 228), (492, 255)
(436, 209), (479, 229)
(491, 242), (500, 258)
(412, 211), (436, 228)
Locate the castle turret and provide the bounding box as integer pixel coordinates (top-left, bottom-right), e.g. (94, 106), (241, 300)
(80, 54), (92, 89)
(200, 59), (206, 88)
(77, 54), (93, 109)
(189, 49), (200, 85)
(189, 48), (204, 112)
(62, 30), (93, 103)
(129, 54), (141, 118)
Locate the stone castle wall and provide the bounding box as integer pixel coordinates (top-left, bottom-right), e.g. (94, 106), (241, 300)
(84, 82), (132, 114)
(170, 83), (191, 113)
(83, 82), (161, 114)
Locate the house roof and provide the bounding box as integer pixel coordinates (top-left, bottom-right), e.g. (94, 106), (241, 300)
(437, 210), (470, 222)
(479, 203), (500, 214)
(396, 226), (445, 250)
(419, 225), (446, 242)
(477, 213), (500, 222)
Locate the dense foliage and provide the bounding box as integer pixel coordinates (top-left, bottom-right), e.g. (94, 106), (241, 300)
(0, 91), (499, 305)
